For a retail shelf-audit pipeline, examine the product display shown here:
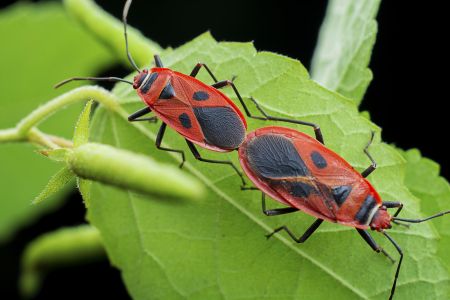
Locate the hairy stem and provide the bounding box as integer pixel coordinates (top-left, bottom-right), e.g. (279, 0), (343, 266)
(0, 86), (127, 149)
(16, 86), (121, 135)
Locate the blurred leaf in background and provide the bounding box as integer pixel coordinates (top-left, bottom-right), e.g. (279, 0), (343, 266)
(0, 2), (114, 241)
(311, 0), (380, 105)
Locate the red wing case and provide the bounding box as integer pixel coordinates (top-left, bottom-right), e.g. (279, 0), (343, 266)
(147, 70), (247, 151)
(239, 126), (382, 229)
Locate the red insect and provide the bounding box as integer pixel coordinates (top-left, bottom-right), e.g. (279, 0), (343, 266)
(57, 0), (306, 186)
(238, 126), (449, 300)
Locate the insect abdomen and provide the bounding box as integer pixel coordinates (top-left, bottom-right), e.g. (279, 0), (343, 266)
(193, 106), (245, 149)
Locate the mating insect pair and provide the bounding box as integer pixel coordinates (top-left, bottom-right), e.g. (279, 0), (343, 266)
(56, 1), (450, 299)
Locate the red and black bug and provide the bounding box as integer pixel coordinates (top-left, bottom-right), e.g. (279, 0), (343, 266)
(238, 126), (450, 300)
(55, 0), (319, 186)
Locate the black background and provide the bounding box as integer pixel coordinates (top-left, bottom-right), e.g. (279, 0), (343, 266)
(1, 0), (448, 299)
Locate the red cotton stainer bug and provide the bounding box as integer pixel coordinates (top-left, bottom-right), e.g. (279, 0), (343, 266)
(55, 0), (319, 187)
(238, 126), (450, 300)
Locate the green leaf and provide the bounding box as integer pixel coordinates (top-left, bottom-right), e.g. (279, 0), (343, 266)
(0, 2), (114, 241)
(400, 149), (450, 273)
(311, 0), (380, 104)
(77, 178), (92, 207)
(88, 33), (450, 299)
(73, 100), (93, 147)
(19, 225), (104, 298)
(33, 166), (75, 205)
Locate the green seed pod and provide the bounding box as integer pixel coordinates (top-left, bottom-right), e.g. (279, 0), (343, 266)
(67, 143), (204, 200)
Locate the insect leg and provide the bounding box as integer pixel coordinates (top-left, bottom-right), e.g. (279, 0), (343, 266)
(361, 131), (377, 178)
(382, 231), (404, 300)
(266, 219), (323, 243)
(190, 63), (218, 83)
(154, 55), (164, 67)
(214, 82), (325, 144)
(128, 107), (157, 123)
(383, 201), (404, 217)
(261, 193), (299, 216)
(155, 123), (185, 168)
(241, 187), (259, 191)
(357, 229), (395, 263)
(186, 140), (247, 186)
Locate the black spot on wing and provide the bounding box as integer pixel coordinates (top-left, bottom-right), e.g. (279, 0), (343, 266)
(285, 181), (316, 198)
(246, 134), (310, 179)
(178, 113), (192, 129)
(355, 195), (377, 224)
(193, 91), (210, 101)
(332, 185), (352, 206)
(311, 151), (327, 169)
(193, 107), (245, 149)
(140, 73), (158, 94)
(159, 82), (175, 99)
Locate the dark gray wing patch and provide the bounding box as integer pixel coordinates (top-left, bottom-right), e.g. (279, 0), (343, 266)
(193, 106), (245, 149)
(178, 113), (192, 129)
(285, 181), (317, 198)
(332, 185), (352, 206)
(159, 82), (175, 99)
(246, 134), (310, 179)
(193, 91), (210, 101)
(311, 151), (327, 169)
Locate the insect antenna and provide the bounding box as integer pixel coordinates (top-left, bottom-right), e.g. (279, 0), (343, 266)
(54, 77), (133, 89)
(381, 231), (403, 300)
(392, 210), (450, 223)
(123, 0), (141, 73)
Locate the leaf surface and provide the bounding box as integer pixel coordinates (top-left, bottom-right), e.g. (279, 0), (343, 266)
(33, 167), (74, 205)
(400, 149), (450, 274)
(88, 33), (450, 299)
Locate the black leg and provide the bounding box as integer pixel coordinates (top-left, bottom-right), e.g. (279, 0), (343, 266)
(186, 140), (246, 186)
(128, 107), (157, 123)
(382, 231), (404, 300)
(261, 193), (298, 216)
(266, 219), (323, 243)
(190, 63), (218, 83)
(154, 55), (164, 67)
(357, 229), (395, 263)
(213, 81), (325, 144)
(155, 123), (185, 168)
(241, 186), (259, 191)
(383, 201), (404, 217)
(361, 131), (377, 178)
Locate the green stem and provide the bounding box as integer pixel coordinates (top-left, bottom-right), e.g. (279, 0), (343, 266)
(27, 129), (60, 149)
(0, 128), (22, 143)
(16, 86), (121, 135)
(0, 86), (127, 148)
(63, 0), (163, 68)
(20, 225), (105, 298)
